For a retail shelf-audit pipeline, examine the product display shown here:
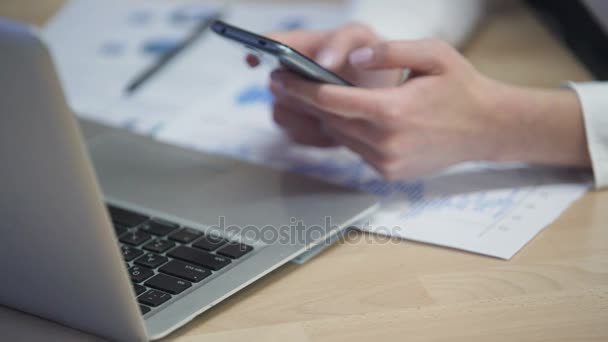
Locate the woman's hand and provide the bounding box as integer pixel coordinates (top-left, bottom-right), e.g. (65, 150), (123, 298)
(269, 38), (590, 180)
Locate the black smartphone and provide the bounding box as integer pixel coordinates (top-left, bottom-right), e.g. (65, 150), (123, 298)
(211, 20), (353, 87)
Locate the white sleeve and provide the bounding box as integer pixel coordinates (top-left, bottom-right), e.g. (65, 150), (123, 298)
(348, 0), (485, 48)
(568, 82), (608, 189)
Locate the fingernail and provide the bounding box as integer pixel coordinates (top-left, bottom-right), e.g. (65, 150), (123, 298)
(316, 48), (336, 68)
(349, 47), (374, 65)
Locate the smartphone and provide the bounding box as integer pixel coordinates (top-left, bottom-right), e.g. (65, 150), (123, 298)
(211, 20), (353, 87)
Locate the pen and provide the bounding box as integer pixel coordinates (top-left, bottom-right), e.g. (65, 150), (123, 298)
(125, 12), (221, 94)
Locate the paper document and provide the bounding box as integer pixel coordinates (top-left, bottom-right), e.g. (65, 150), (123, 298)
(43, 0), (345, 132)
(43, 0), (223, 115)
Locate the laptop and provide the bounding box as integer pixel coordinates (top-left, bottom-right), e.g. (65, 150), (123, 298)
(0, 19), (378, 341)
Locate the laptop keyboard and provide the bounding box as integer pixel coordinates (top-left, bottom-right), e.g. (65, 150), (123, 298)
(107, 205), (254, 316)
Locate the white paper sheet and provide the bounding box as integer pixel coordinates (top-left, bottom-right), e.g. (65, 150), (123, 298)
(43, 0), (222, 115)
(43, 0), (346, 133)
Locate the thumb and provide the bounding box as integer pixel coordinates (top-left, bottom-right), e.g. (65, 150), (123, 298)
(349, 39), (455, 75)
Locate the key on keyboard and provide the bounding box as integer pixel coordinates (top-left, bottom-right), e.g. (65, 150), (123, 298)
(133, 284), (147, 295)
(140, 305), (151, 315)
(192, 234), (227, 251)
(169, 228), (203, 244)
(138, 220), (179, 236)
(114, 224), (128, 237)
(121, 245), (144, 261)
(107, 205), (148, 228)
(120, 231), (152, 246)
(143, 239), (175, 253)
(168, 246), (231, 271)
(128, 265), (154, 283)
(139, 289), (171, 307)
(135, 253), (169, 269)
(145, 274), (191, 295)
(217, 243), (253, 259)
(159, 260), (211, 283)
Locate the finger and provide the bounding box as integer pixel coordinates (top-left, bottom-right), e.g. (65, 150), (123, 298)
(272, 101), (318, 131)
(271, 70), (389, 120)
(273, 103), (336, 147)
(289, 129), (336, 147)
(328, 128), (407, 181)
(314, 22), (377, 70)
(323, 115), (385, 149)
(349, 39), (456, 74)
(324, 126), (387, 168)
(270, 81), (343, 121)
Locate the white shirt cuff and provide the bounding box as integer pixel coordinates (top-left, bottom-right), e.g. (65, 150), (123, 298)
(567, 82), (608, 189)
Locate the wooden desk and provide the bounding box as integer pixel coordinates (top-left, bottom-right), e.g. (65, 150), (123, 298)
(1, 1), (606, 341)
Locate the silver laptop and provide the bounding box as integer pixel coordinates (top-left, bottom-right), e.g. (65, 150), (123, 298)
(0, 19), (378, 341)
